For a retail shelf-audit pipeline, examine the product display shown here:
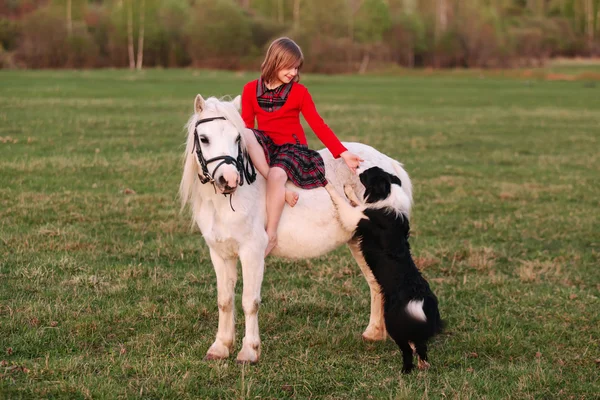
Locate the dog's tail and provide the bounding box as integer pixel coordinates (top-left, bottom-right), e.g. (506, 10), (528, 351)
(391, 161), (412, 218)
(405, 297), (445, 337)
(422, 296), (445, 336)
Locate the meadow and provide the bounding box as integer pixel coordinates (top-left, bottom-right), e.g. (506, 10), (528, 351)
(0, 69), (599, 399)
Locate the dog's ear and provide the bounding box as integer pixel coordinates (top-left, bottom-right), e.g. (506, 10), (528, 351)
(388, 173), (402, 187)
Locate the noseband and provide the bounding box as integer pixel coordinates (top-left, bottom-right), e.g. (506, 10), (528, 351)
(192, 116), (257, 188)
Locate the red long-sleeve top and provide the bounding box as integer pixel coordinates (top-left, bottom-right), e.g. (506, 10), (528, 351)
(241, 79), (347, 158)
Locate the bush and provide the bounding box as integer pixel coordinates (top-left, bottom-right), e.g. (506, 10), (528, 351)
(84, 5), (112, 66)
(67, 23), (100, 68)
(0, 46), (18, 69)
(0, 18), (20, 51)
(186, 0), (252, 68)
(445, 6), (504, 68)
(384, 13), (427, 67)
(104, 5), (129, 68)
(504, 16), (582, 65)
(158, 0), (192, 67)
(16, 8), (70, 68)
(248, 15), (287, 58)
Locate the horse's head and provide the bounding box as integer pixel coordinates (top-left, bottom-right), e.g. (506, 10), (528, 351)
(188, 94), (248, 195)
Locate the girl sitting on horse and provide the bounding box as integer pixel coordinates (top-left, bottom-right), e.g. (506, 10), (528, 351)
(241, 37), (363, 256)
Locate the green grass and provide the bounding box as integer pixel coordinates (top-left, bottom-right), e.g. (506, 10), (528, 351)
(1, 69), (599, 399)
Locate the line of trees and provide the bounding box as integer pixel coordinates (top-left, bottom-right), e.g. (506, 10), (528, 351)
(1, 0), (599, 70)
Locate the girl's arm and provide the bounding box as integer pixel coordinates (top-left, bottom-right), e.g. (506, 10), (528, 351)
(301, 90), (347, 158)
(241, 83), (256, 129)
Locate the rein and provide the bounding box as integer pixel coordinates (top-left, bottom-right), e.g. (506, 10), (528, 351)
(192, 116), (257, 211)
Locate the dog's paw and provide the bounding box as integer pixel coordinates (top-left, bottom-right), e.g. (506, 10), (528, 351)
(343, 184), (362, 207)
(409, 342), (416, 355)
(401, 364), (415, 374)
(417, 358), (431, 370)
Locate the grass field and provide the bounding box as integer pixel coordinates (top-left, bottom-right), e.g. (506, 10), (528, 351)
(1, 69), (599, 399)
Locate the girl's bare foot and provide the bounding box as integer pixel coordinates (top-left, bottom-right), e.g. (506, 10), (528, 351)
(284, 189), (299, 207)
(265, 232), (277, 256)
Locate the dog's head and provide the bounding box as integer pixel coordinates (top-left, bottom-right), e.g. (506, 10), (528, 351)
(359, 166), (402, 204)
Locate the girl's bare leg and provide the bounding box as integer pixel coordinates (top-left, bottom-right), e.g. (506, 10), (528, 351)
(243, 128), (298, 207)
(265, 167), (287, 256)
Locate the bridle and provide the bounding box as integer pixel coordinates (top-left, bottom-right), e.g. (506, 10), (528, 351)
(192, 117), (257, 207)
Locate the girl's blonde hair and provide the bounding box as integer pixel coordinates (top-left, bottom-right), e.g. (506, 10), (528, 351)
(261, 37), (304, 85)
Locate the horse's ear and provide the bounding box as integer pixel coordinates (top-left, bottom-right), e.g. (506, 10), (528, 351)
(194, 94), (205, 114)
(232, 95), (242, 113)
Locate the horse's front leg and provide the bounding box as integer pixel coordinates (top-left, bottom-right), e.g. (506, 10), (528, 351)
(348, 240), (387, 341)
(205, 248), (238, 360)
(236, 242), (266, 364)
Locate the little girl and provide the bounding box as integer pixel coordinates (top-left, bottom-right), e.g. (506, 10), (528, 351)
(241, 37), (362, 256)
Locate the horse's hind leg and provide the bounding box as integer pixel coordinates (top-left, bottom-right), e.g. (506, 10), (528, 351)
(236, 243), (266, 364)
(347, 240), (387, 342)
(205, 248), (237, 360)
(415, 341), (431, 370)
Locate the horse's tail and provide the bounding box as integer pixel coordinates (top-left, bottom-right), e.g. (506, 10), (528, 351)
(391, 160), (413, 218)
(179, 114), (198, 214)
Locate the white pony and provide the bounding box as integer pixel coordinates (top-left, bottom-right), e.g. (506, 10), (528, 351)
(180, 95), (412, 363)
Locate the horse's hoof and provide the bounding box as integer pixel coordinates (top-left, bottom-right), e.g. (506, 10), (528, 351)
(204, 353), (228, 361)
(236, 344), (260, 364)
(236, 358), (258, 365)
(362, 333), (386, 342)
(204, 341), (231, 361)
(362, 326), (387, 342)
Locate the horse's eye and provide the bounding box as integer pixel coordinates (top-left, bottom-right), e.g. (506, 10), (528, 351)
(235, 134), (241, 144)
(200, 136), (209, 144)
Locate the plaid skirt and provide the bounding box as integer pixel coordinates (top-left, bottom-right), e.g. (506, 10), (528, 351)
(252, 129), (328, 189)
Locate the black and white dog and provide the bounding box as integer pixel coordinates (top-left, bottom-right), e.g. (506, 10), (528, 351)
(328, 166), (444, 373)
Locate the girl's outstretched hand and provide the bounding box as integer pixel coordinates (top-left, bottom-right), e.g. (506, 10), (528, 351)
(340, 151), (364, 174)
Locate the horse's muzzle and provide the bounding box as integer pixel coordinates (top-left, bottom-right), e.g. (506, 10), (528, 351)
(216, 175), (239, 194)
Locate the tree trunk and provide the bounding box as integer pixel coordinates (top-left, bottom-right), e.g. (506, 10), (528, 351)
(348, 4), (354, 44)
(585, 0), (594, 45)
(436, 0), (447, 38)
(348, 0), (363, 67)
(435, 0), (448, 68)
(293, 0), (301, 29)
(277, 0), (284, 23)
(127, 0), (135, 70)
(136, 0), (145, 70)
(358, 52), (370, 74)
(402, 0), (416, 15)
(67, 0), (72, 36)
(597, 5), (600, 53)
(527, 0), (543, 15)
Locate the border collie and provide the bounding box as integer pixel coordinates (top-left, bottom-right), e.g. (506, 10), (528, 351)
(328, 167), (444, 373)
